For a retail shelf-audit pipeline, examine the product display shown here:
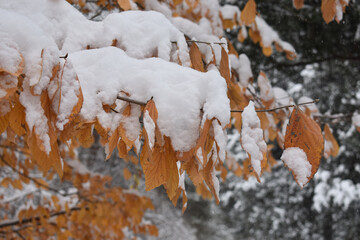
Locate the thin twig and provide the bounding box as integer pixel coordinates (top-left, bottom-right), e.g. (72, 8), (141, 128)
(59, 53), (68, 59)
(0, 156), (65, 196)
(246, 87), (265, 108)
(14, 230), (26, 240)
(231, 99), (319, 113)
(171, 40), (226, 45)
(116, 96), (147, 106)
(0, 207), (83, 229)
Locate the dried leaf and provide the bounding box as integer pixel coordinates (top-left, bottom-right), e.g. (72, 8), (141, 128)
(219, 47), (230, 84)
(293, 0), (304, 9)
(123, 167), (132, 180)
(189, 43), (205, 72)
(9, 97), (27, 136)
(321, 0), (336, 24)
(324, 123), (339, 158)
(262, 46), (272, 56)
(117, 0), (132, 11)
(284, 107), (324, 186)
(240, 0), (257, 25)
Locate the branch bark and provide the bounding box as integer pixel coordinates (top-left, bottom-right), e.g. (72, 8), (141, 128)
(0, 207), (83, 229)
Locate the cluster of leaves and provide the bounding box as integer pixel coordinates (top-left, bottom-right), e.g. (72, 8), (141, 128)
(0, 0), (356, 239)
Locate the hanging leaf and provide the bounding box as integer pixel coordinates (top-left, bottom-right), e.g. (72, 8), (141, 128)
(117, 0), (132, 11)
(321, 0), (336, 24)
(293, 0), (304, 9)
(189, 42), (205, 72)
(240, 0), (257, 25)
(324, 123), (339, 158)
(219, 47), (230, 84)
(241, 101), (267, 182)
(123, 167), (132, 180)
(282, 107), (324, 187)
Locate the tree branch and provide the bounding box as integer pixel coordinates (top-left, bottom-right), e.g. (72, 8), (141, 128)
(171, 40), (226, 46)
(266, 55), (360, 70)
(231, 99), (319, 113)
(0, 207), (83, 229)
(117, 96), (147, 106)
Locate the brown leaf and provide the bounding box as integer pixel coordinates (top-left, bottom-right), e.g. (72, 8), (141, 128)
(0, 112), (9, 134)
(219, 47), (230, 84)
(141, 137), (179, 200)
(324, 123), (339, 158)
(321, 0), (336, 24)
(262, 46), (272, 56)
(284, 107), (324, 186)
(189, 43), (205, 72)
(293, 0), (304, 9)
(117, 0), (132, 11)
(144, 99), (157, 122)
(9, 97), (27, 136)
(240, 0), (257, 25)
(123, 167), (132, 180)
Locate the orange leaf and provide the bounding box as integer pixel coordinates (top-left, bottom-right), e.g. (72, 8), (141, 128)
(324, 123), (339, 158)
(9, 97), (27, 136)
(241, 0), (257, 25)
(321, 0), (336, 24)
(144, 99), (157, 122)
(0, 112), (9, 134)
(106, 127), (120, 160)
(189, 43), (205, 72)
(283, 107), (324, 187)
(117, 0), (131, 11)
(249, 28), (260, 43)
(293, 0), (304, 9)
(219, 47), (230, 84)
(262, 46), (272, 56)
(141, 137), (179, 200)
(123, 167), (132, 180)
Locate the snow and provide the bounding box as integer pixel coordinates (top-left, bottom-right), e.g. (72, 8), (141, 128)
(352, 113), (360, 128)
(0, 0), (230, 153)
(0, 32), (23, 75)
(313, 170), (360, 212)
(255, 16), (295, 53)
(229, 53), (253, 88)
(69, 47), (229, 151)
(220, 5), (240, 26)
(258, 73), (274, 102)
(298, 96), (318, 114)
(172, 16), (224, 66)
(241, 101), (267, 177)
(1, 1), (190, 66)
(280, 147), (311, 188)
(273, 87), (294, 107)
(213, 120), (227, 163)
(143, 111), (156, 149)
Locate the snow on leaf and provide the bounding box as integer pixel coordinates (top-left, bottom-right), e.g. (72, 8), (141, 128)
(0, 32), (24, 77)
(69, 47), (229, 152)
(240, 0), (256, 26)
(281, 147), (311, 188)
(257, 71), (275, 108)
(241, 101), (267, 181)
(143, 99), (157, 150)
(283, 107), (324, 187)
